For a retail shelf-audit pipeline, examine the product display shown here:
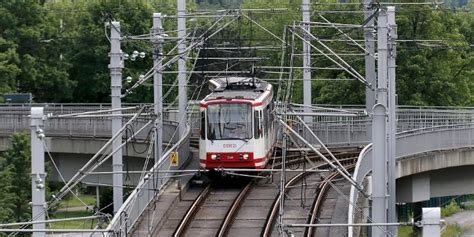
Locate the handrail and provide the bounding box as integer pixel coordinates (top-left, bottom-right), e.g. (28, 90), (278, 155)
(396, 123), (474, 137)
(1, 103), (474, 112)
(347, 123), (474, 237)
(347, 143), (372, 237)
(106, 124), (191, 235)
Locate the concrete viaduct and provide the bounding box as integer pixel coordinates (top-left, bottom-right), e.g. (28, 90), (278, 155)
(1, 104), (473, 236)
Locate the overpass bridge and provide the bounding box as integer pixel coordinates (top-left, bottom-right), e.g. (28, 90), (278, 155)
(1, 104), (474, 236)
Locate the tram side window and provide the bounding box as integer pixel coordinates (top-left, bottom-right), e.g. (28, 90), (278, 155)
(269, 103), (274, 123)
(265, 105), (270, 137)
(200, 111), (205, 139)
(254, 111), (260, 139)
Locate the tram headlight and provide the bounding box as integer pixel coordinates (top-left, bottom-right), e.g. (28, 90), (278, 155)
(211, 154), (217, 160)
(243, 154), (249, 160)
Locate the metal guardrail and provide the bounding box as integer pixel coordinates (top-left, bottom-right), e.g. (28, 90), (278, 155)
(1, 104), (473, 144)
(0, 104), (472, 235)
(347, 123), (474, 237)
(106, 125), (191, 235)
(1, 104), (472, 152)
(0, 114), (179, 145)
(2, 104), (474, 147)
(396, 123), (474, 158)
(286, 104), (474, 146)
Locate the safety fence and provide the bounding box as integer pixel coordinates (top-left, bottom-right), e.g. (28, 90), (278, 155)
(1, 104), (473, 235)
(106, 125), (190, 235)
(285, 104), (474, 146)
(1, 104), (473, 148)
(347, 123), (474, 237)
(0, 105), (180, 143)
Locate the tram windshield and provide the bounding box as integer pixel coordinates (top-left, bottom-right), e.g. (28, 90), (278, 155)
(207, 103), (252, 140)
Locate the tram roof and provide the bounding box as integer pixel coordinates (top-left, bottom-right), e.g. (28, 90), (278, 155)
(204, 77), (271, 101)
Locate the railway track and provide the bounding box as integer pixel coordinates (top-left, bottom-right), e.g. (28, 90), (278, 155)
(154, 147), (360, 237)
(305, 163), (356, 237)
(262, 158), (357, 237)
(172, 180), (253, 237)
(302, 161), (357, 237)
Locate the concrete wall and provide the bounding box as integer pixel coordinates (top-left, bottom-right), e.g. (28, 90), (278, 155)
(396, 147), (474, 202)
(0, 121), (180, 186)
(48, 153), (153, 186)
(397, 147), (474, 178)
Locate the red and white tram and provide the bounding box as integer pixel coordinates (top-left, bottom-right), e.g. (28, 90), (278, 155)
(199, 77), (275, 169)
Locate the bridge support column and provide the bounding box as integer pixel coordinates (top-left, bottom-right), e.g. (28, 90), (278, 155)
(31, 107), (46, 237)
(109, 21), (123, 213)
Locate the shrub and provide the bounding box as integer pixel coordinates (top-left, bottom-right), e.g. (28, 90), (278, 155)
(441, 199), (462, 217)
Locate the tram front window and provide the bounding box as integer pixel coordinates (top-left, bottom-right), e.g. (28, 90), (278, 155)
(207, 103), (252, 140)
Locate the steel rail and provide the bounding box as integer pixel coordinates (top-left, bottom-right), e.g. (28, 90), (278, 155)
(262, 157), (357, 237)
(216, 151), (360, 236)
(217, 181), (253, 237)
(305, 162), (356, 237)
(204, 153), (338, 236)
(173, 184), (212, 237)
(214, 151), (350, 236)
(262, 162), (327, 236)
(167, 149), (360, 237)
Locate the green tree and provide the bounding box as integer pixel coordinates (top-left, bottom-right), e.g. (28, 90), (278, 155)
(396, 6), (472, 106)
(0, 133), (31, 222)
(0, 38), (20, 100)
(0, 167), (16, 222)
(44, 1), (159, 103)
(0, 0), (75, 102)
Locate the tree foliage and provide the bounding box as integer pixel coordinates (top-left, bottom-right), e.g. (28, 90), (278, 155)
(0, 38), (20, 101)
(0, 1), (75, 102)
(396, 5), (473, 105)
(0, 133), (32, 223)
(0, 0), (472, 106)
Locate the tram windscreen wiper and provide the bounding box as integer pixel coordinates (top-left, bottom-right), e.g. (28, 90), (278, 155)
(227, 137), (249, 143)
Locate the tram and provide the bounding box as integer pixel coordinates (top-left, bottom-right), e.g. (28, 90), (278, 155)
(199, 77), (275, 169)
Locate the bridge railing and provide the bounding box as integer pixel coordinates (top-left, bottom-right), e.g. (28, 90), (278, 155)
(0, 113), (179, 144)
(348, 123), (474, 237)
(397, 107), (474, 131)
(396, 123), (474, 158)
(1, 104), (473, 147)
(106, 125), (191, 235)
(284, 104), (474, 146)
(0, 105), (183, 144)
(2, 104), (473, 146)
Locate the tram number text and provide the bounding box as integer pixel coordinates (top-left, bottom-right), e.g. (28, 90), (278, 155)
(223, 144), (237, 149)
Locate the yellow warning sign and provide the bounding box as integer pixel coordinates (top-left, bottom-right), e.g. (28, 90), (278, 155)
(170, 152), (179, 166)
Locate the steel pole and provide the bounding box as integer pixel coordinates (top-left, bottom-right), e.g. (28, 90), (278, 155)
(364, 0), (376, 141)
(371, 104), (388, 237)
(152, 13), (164, 163)
(177, 0), (188, 168)
(31, 107), (45, 237)
(372, 9), (390, 237)
(278, 132), (288, 235)
(387, 6), (398, 236)
(302, 0), (312, 125)
(109, 21), (123, 213)
(376, 10), (388, 107)
(422, 208), (441, 237)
